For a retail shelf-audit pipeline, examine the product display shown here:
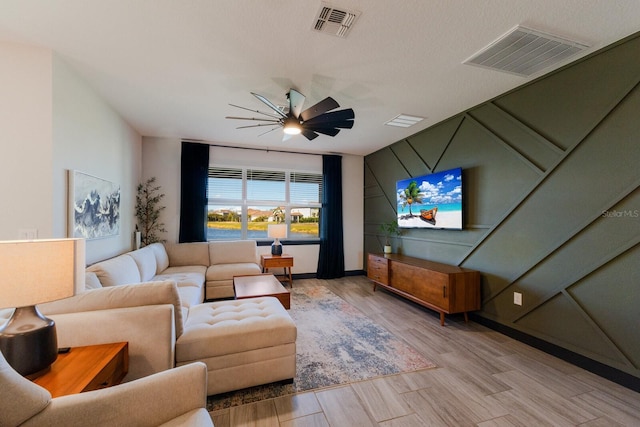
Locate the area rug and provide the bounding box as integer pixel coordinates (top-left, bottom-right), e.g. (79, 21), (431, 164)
(207, 281), (435, 410)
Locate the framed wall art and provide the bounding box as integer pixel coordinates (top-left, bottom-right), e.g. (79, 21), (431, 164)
(68, 170), (121, 239)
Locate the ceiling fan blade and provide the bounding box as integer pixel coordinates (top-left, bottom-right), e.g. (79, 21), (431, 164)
(251, 92), (287, 118)
(306, 120), (354, 131)
(288, 89), (306, 118)
(236, 123), (283, 129)
(300, 97), (340, 122)
(229, 103), (282, 119)
(301, 129), (319, 141)
(333, 120), (355, 129)
(303, 108), (355, 126)
(225, 116), (281, 123)
(308, 127), (340, 137)
(258, 126), (282, 137)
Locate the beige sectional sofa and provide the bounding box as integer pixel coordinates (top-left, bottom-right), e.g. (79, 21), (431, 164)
(86, 240), (263, 301)
(38, 281), (297, 395)
(0, 240), (297, 396)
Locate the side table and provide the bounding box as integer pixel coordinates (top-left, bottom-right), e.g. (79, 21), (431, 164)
(34, 342), (129, 398)
(260, 254), (294, 286)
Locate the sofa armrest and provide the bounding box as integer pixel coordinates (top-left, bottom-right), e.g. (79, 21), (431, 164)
(40, 281), (184, 338)
(50, 304), (176, 382)
(22, 362), (211, 427)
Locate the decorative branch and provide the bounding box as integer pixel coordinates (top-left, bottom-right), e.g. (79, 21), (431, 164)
(135, 177), (167, 246)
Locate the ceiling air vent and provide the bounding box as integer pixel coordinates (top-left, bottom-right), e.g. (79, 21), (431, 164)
(463, 26), (589, 77)
(312, 2), (360, 38)
(385, 114), (424, 128)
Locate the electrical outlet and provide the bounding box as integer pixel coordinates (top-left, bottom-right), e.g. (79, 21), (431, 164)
(513, 291), (523, 306)
(18, 228), (38, 240)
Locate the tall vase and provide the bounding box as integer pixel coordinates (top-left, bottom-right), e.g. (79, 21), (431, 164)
(134, 231), (141, 250)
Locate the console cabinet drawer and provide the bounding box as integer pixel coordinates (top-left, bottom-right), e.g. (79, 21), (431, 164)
(367, 253), (389, 285)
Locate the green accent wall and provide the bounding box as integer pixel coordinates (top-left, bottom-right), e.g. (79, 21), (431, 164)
(364, 33), (640, 380)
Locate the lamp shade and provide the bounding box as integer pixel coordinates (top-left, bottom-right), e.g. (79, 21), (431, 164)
(267, 224), (287, 239)
(0, 238), (85, 309)
(0, 238), (85, 377)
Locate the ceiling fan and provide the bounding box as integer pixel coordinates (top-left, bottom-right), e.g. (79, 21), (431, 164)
(226, 89), (355, 141)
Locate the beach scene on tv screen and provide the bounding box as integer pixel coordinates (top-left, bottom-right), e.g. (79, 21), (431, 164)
(396, 168), (462, 229)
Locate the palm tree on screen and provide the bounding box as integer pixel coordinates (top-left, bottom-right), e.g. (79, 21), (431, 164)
(399, 181), (424, 217)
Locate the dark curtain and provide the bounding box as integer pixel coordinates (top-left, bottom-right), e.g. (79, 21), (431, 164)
(316, 154), (345, 279)
(179, 141), (209, 242)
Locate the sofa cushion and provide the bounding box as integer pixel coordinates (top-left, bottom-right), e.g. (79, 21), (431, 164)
(128, 246), (158, 282)
(0, 351), (51, 427)
(87, 255), (141, 287)
(165, 242), (209, 267)
(209, 240), (257, 265)
(149, 243), (170, 273)
(206, 263), (262, 281)
(154, 266), (207, 288)
(176, 286), (204, 309)
(0, 308), (13, 325)
(158, 409), (214, 427)
(40, 281), (185, 338)
(176, 297), (296, 362)
(85, 272), (103, 290)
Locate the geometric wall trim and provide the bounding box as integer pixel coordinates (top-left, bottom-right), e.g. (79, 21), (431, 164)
(364, 33), (640, 380)
(515, 293), (629, 367)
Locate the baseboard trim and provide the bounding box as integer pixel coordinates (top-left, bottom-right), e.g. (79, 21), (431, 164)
(292, 270), (365, 280)
(470, 314), (640, 393)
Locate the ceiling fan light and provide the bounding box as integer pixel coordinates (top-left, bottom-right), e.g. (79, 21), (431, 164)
(283, 119), (302, 135)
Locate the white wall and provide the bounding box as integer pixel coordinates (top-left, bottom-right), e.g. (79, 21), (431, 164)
(341, 154), (364, 272)
(52, 56), (142, 264)
(141, 137), (182, 242)
(142, 137), (364, 273)
(0, 41), (141, 265)
(0, 42), (54, 239)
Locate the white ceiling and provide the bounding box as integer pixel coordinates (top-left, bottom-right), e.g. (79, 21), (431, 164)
(1, 1), (639, 156)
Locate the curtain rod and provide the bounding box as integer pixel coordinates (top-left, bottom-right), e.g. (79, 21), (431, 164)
(182, 139), (336, 157)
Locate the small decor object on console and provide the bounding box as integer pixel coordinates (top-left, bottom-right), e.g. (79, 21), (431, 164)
(0, 238), (85, 377)
(268, 224), (287, 256)
(379, 221), (400, 254)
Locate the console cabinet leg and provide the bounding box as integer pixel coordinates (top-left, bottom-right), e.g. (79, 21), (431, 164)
(440, 312), (445, 326)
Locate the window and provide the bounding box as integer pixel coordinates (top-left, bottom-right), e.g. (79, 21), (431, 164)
(207, 167), (322, 241)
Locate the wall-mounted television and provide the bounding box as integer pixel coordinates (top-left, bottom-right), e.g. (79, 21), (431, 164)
(396, 167), (463, 230)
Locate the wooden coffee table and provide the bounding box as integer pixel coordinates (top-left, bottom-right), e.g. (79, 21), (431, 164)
(234, 274), (291, 309)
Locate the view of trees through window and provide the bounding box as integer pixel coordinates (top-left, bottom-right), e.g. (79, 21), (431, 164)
(207, 167), (322, 240)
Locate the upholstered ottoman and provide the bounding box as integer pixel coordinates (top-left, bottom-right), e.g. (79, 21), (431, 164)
(175, 297), (297, 395)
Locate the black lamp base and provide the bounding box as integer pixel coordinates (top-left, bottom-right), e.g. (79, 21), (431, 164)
(271, 240), (283, 256)
(0, 306), (58, 377)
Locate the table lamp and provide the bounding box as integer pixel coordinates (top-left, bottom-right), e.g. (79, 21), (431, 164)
(0, 238), (85, 378)
(268, 224), (287, 256)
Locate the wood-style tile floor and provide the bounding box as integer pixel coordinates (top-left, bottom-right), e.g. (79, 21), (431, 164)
(210, 276), (640, 426)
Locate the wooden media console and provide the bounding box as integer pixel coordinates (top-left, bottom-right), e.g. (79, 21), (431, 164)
(367, 253), (481, 326)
